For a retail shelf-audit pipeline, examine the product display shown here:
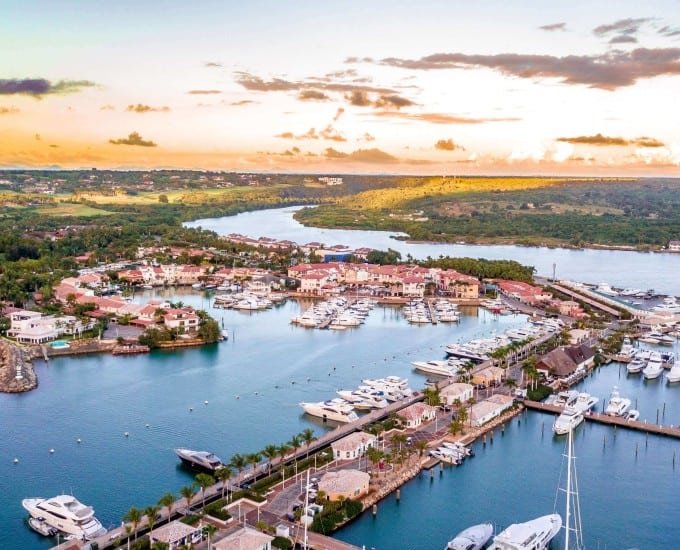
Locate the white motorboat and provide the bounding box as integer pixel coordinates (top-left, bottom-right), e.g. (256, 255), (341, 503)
(618, 337), (636, 360)
(22, 495), (107, 540)
(595, 282), (618, 296)
(666, 364), (680, 383)
(626, 358), (645, 374)
(446, 522), (493, 550)
(299, 399), (359, 423)
(604, 386), (631, 416)
(552, 390), (579, 409)
(441, 441), (474, 458)
(572, 393), (599, 413)
(489, 514), (562, 550)
(175, 448), (225, 472)
(412, 360), (456, 377)
(27, 517), (58, 537)
(625, 409), (640, 421)
(642, 352), (664, 380)
(553, 407), (585, 435)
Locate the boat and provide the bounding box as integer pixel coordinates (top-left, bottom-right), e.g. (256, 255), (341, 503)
(604, 386), (631, 416)
(22, 495), (107, 540)
(446, 522), (493, 550)
(191, 283), (203, 290)
(666, 363), (680, 383)
(553, 407), (585, 435)
(572, 393), (599, 413)
(412, 360), (456, 377)
(625, 410), (640, 421)
(595, 282), (618, 296)
(175, 448), (225, 472)
(626, 357), (645, 374)
(27, 517), (58, 537)
(489, 514), (562, 550)
(299, 399), (359, 423)
(642, 352), (664, 380)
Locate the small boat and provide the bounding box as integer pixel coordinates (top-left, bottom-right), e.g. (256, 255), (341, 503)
(625, 410), (640, 421)
(446, 522), (493, 550)
(604, 386), (631, 416)
(175, 448), (225, 472)
(642, 352), (664, 380)
(489, 514), (562, 550)
(28, 517), (58, 537)
(572, 392), (599, 413)
(626, 358), (645, 374)
(666, 363), (680, 383)
(553, 407), (584, 435)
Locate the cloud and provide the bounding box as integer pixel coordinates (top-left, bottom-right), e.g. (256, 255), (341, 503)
(324, 147), (348, 159)
(126, 103), (170, 113)
(275, 125), (346, 142)
(556, 133), (665, 147)
(326, 69), (358, 79)
(539, 23), (567, 32)
(346, 90), (372, 106)
(324, 147), (398, 163)
(298, 89), (330, 101)
(187, 89), (222, 95)
(373, 48), (680, 90)
(109, 132), (157, 147)
(593, 18), (651, 37)
(205, 62), (222, 68)
(371, 110), (520, 124)
(659, 25), (680, 38)
(100, 104), (115, 111)
(435, 139), (464, 151)
(358, 132), (375, 142)
(374, 94), (414, 109)
(233, 71), (396, 95)
(333, 107), (345, 122)
(0, 106), (19, 114)
(229, 99), (257, 106)
(0, 78), (96, 97)
(609, 35), (637, 44)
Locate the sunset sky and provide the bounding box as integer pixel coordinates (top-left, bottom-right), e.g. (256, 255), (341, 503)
(2, 0), (680, 174)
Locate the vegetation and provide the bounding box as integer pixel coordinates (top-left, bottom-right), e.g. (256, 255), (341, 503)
(310, 498), (363, 534)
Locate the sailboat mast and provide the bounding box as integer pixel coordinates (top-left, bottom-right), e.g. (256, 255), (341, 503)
(565, 427), (572, 550)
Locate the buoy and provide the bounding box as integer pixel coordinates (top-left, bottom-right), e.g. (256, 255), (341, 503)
(13, 458), (19, 464)
(50, 449), (55, 454)
(204, 400), (209, 405)
(189, 407), (193, 411)
(236, 395), (240, 399)
(124, 432), (129, 437)
(145, 424), (150, 428)
(306, 377), (311, 381)
(76, 438), (81, 444)
(254, 391), (258, 395)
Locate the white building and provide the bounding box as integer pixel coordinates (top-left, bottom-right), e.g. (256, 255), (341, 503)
(213, 526), (274, 550)
(469, 394), (514, 427)
(149, 520), (202, 550)
(330, 431), (377, 460)
(440, 382), (474, 405)
(399, 402), (437, 429)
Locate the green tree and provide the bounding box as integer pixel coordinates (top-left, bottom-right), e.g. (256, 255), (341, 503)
(195, 473), (215, 507)
(261, 444), (279, 477)
(245, 452), (262, 482)
(144, 505), (160, 542)
(180, 484), (198, 509)
(123, 506), (142, 541)
(230, 453), (248, 485)
(300, 428), (315, 459)
(215, 465), (233, 500)
(158, 492), (176, 522)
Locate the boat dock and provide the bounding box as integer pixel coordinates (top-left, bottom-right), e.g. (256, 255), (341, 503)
(523, 400), (680, 439)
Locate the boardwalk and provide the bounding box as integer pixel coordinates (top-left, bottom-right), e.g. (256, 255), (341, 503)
(524, 400), (680, 439)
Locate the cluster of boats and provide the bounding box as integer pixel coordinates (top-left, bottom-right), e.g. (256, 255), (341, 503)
(300, 376), (412, 423)
(213, 291), (276, 310)
(428, 441), (474, 465)
(22, 494), (107, 541)
(480, 297), (515, 315)
(623, 341), (679, 383)
(403, 299), (460, 324)
(445, 515), (562, 550)
(291, 297), (376, 330)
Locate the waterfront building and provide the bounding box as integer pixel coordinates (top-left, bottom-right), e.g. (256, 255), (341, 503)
(440, 382), (474, 405)
(496, 279), (553, 304)
(399, 402), (437, 428)
(470, 395), (514, 427)
(471, 366), (504, 387)
(436, 270), (481, 298)
(163, 308), (200, 334)
(7, 310), (93, 344)
(669, 240), (680, 252)
(330, 431), (377, 460)
(149, 520), (203, 550)
(213, 526), (274, 550)
(536, 344), (595, 379)
(318, 469), (370, 501)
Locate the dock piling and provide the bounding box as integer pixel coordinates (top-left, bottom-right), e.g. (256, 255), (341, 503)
(603, 434), (606, 450)
(635, 443), (638, 458)
(396, 489), (401, 502)
(372, 504), (377, 517)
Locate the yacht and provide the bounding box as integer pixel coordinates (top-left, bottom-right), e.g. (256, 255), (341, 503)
(572, 393), (599, 413)
(626, 357), (646, 374)
(446, 522), (493, 550)
(552, 407), (585, 435)
(412, 360), (456, 377)
(595, 283), (618, 296)
(666, 363), (680, 383)
(618, 337), (636, 360)
(175, 448), (225, 472)
(489, 514), (562, 550)
(299, 399), (359, 423)
(642, 352), (664, 380)
(604, 387), (631, 416)
(22, 495), (107, 540)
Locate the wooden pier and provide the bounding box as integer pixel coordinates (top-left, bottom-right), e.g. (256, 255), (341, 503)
(524, 400), (680, 439)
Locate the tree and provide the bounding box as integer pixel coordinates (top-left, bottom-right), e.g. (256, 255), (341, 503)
(277, 443), (291, 469)
(422, 387), (441, 407)
(158, 194), (169, 204)
(230, 453), (248, 485)
(415, 439), (429, 459)
(195, 473), (216, 507)
(245, 452), (262, 482)
(180, 484), (198, 509)
(366, 446), (382, 475)
(261, 444), (279, 477)
(144, 505), (160, 542)
(158, 492), (176, 522)
(215, 465), (233, 500)
(123, 506), (142, 541)
(198, 317), (221, 343)
(288, 434), (302, 462)
(300, 428), (315, 459)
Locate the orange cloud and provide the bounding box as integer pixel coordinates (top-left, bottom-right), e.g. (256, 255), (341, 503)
(372, 111), (519, 124)
(187, 89), (222, 95)
(126, 104), (170, 113)
(298, 90), (330, 101)
(109, 132), (157, 147)
(556, 133), (665, 147)
(435, 139), (464, 151)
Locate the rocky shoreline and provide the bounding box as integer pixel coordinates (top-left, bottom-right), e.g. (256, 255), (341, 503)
(0, 340), (38, 393)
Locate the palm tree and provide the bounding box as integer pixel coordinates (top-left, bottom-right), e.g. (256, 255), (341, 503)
(158, 492), (176, 522)
(144, 505), (160, 543)
(288, 434), (302, 461)
(390, 433), (407, 453)
(366, 446), (382, 475)
(245, 452), (262, 481)
(215, 466), (232, 500)
(180, 484), (198, 510)
(230, 453), (248, 485)
(300, 427), (315, 459)
(195, 473), (215, 507)
(277, 443), (291, 470)
(261, 444), (279, 477)
(415, 440), (429, 460)
(123, 506), (142, 541)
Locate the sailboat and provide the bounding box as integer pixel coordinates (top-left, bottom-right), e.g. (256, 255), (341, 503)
(559, 427), (584, 550)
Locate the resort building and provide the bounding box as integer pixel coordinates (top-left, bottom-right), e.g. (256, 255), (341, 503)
(330, 431), (377, 460)
(469, 394), (514, 427)
(213, 526), (274, 550)
(536, 344), (595, 379)
(149, 520), (203, 550)
(471, 366), (504, 387)
(668, 240), (680, 252)
(318, 469), (370, 501)
(399, 402), (437, 429)
(440, 382), (474, 405)
(7, 311), (92, 344)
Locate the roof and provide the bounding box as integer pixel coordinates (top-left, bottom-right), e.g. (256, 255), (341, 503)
(151, 520), (201, 543)
(536, 348), (578, 376)
(331, 431), (376, 452)
(440, 382), (474, 396)
(213, 527), (274, 550)
(318, 469), (370, 494)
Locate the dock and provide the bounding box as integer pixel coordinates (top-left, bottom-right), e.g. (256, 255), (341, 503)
(524, 400), (680, 439)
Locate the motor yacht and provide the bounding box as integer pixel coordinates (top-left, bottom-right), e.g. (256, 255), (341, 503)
(412, 360), (457, 377)
(299, 399), (359, 423)
(666, 363), (680, 383)
(626, 357), (646, 374)
(175, 448), (225, 472)
(618, 337), (636, 360)
(604, 386), (631, 416)
(642, 352), (664, 380)
(572, 392), (599, 413)
(625, 410), (640, 421)
(489, 514), (562, 550)
(595, 283), (618, 296)
(661, 351), (675, 368)
(22, 495), (107, 540)
(552, 407), (585, 435)
(446, 522), (494, 550)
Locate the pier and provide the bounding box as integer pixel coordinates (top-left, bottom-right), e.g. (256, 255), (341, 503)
(523, 400), (680, 439)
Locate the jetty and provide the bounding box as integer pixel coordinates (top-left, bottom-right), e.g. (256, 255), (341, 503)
(524, 400), (680, 439)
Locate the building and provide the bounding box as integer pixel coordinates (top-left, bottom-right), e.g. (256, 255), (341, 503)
(440, 382), (474, 405)
(163, 308), (200, 334)
(330, 431), (377, 460)
(149, 520), (203, 550)
(471, 366), (504, 387)
(536, 344), (595, 378)
(469, 394), (514, 427)
(318, 469), (370, 501)
(213, 526), (274, 550)
(668, 240), (680, 252)
(399, 402), (437, 429)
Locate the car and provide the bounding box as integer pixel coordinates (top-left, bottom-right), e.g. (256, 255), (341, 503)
(406, 436), (413, 445)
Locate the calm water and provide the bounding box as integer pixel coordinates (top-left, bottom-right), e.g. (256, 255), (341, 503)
(185, 206), (680, 295)
(0, 291), (528, 548)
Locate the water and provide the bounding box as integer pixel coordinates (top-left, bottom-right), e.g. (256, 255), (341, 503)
(0, 291), (528, 548)
(185, 206), (680, 295)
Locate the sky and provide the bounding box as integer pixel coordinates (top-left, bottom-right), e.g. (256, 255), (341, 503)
(2, 0), (680, 174)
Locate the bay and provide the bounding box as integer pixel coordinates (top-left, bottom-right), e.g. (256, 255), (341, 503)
(185, 206), (680, 295)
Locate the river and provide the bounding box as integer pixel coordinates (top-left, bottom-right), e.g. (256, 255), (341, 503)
(185, 206), (680, 296)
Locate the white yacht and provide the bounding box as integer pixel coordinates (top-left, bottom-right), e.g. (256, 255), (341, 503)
(604, 387), (631, 416)
(489, 514), (562, 550)
(362, 376), (412, 396)
(666, 363), (680, 383)
(595, 282), (618, 296)
(553, 407), (585, 435)
(22, 495), (107, 540)
(626, 357), (646, 374)
(446, 522), (493, 550)
(572, 393), (599, 413)
(642, 352), (664, 380)
(412, 360), (456, 377)
(618, 337), (636, 360)
(299, 399), (359, 423)
(175, 448), (225, 472)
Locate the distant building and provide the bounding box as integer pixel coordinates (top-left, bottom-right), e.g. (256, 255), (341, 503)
(669, 240), (680, 252)
(213, 526), (274, 550)
(318, 469), (370, 501)
(470, 394), (514, 427)
(149, 520), (202, 550)
(440, 382), (474, 405)
(331, 431), (377, 460)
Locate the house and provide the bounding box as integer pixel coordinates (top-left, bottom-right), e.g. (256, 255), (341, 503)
(399, 402), (437, 429)
(213, 526), (274, 550)
(469, 394), (514, 427)
(536, 344), (595, 379)
(496, 280), (552, 305)
(436, 270), (480, 298)
(163, 308), (200, 333)
(299, 273), (329, 294)
(149, 520), (202, 550)
(400, 276), (425, 298)
(440, 382), (474, 405)
(669, 240), (680, 252)
(471, 366), (504, 387)
(330, 431), (377, 460)
(318, 469), (370, 501)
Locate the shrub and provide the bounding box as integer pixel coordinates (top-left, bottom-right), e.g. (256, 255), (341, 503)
(272, 536), (293, 550)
